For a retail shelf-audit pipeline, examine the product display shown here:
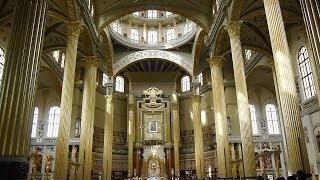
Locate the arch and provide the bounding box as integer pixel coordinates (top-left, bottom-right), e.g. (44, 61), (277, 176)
(100, 29), (114, 76)
(78, 25), (95, 56)
(96, 6), (210, 33)
(113, 50), (193, 75)
(192, 29), (206, 75)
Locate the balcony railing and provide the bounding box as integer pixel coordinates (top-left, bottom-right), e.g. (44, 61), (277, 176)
(109, 27), (197, 50)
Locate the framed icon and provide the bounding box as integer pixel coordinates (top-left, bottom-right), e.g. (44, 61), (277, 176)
(149, 121), (157, 133)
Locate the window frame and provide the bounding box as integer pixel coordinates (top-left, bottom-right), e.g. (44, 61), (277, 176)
(147, 30), (158, 45)
(249, 105), (258, 135)
(115, 76), (125, 92)
(298, 46), (316, 100)
(166, 28), (174, 42)
(181, 75), (191, 92)
(46, 106), (61, 138)
(31, 107), (39, 138)
(131, 28), (139, 42)
(265, 104), (280, 135)
(147, 10), (157, 19)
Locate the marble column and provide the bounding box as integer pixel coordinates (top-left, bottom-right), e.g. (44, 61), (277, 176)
(54, 21), (83, 178)
(192, 94), (205, 179)
(103, 78), (114, 180)
(127, 92), (135, 176)
(207, 56), (230, 178)
(0, 0), (47, 178)
(299, 0), (320, 65)
(171, 92), (180, 177)
(263, 0), (310, 173)
(225, 21), (256, 177)
(77, 56), (99, 179)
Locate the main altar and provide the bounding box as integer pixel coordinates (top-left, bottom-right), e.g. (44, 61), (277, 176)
(134, 87), (173, 179)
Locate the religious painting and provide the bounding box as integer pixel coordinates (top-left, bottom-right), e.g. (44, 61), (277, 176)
(149, 121), (158, 133)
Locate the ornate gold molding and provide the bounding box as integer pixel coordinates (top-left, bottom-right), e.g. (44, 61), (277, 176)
(207, 56), (225, 68)
(67, 21), (83, 37)
(82, 56), (99, 68)
(225, 21), (242, 37)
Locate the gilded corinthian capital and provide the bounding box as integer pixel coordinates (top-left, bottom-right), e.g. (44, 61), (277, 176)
(67, 21), (83, 37)
(225, 21), (242, 37)
(207, 56), (225, 68)
(192, 95), (201, 103)
(82, 56), (99, 68)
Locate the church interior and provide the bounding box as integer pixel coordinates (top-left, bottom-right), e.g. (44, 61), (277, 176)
(0, 0), (320, 179)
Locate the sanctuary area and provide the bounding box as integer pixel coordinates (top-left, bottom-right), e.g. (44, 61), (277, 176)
(0, 0), (319, 179)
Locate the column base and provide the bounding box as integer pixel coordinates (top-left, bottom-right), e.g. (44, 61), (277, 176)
(0, 156), (29, 179)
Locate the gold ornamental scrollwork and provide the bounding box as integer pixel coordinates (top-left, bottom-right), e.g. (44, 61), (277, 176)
(82, 56), (99, 68)
(225, 21), (242, 37)
(207, 56), (225, 68)
(67, 21), (83, 37)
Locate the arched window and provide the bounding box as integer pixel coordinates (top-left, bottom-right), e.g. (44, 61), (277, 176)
(103, 73), (108, 87)
(0, 48), (5, 88)
(245, 49), (252, 60)
(112, 20), (122, 34)
(132, 12), (139, 16)
(115, 76), (124, 92)
(60, 52), (65, 68)
(131, 28), (139, 42)
(198, 72), (203, 86)
(147, 10), (157, 19)
(51, 50), (65, 68)
(52, 50), (60, 62)
(165, 11), (173, 17)
(181, 75), (190, 92)
(298, 46), (316, 100)
(166, 28), (174, 42)
(31, 107), (39, 138)
(148, 30), (157, 45)
(249, 105), (258, 135)
(183, 21), (193, 34)
(47, 106), (60, 138)
(266, 104), (280, 134)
